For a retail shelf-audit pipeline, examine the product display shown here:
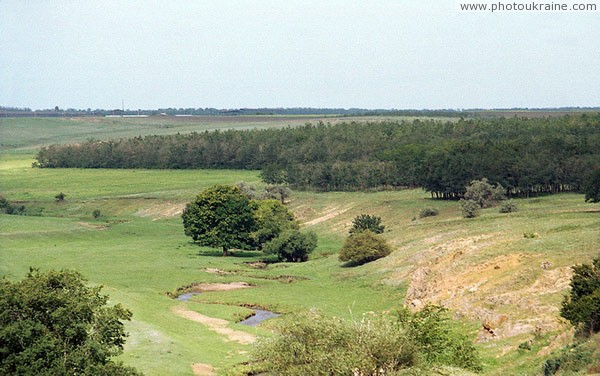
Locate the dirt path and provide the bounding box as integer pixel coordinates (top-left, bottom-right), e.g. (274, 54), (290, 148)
(171, 306), (256, 345)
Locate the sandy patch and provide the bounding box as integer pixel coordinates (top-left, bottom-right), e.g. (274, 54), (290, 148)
(304, 206), (350, 226)
(188, 282), (252, 293)
(136, 202), (186, 220)
(172, 306), (256, 344)
(191, 363), (216, 376)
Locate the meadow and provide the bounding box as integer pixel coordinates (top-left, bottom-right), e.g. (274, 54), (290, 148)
(1, 116), (599, 375)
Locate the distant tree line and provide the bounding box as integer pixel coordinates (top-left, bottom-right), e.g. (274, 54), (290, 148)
(35, 114), (600, 198)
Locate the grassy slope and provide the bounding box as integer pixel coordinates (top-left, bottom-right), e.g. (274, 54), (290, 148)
(1, 116), (599, 375)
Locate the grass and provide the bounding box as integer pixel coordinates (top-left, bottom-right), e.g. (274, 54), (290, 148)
(2, 117), (599, 375)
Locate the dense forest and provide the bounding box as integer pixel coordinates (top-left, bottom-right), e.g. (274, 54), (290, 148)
(35, 114), (600, 198)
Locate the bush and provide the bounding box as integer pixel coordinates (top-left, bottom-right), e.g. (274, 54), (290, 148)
(542, 341), (595, 375)
(419, 207), (439, 218)
(459, 199), (480, 218)
(464, 178), (505, 208)
(349, 214), (385, 234)
(339, 230), (392, 266)
(262, 230), (317, 262)
(397, 305), (482, 372)
(251, 307), (482, 375)
(252, 311), (418, 375)
(499, 199), (518, 213)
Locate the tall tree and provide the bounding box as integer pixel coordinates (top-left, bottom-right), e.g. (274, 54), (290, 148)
(182, 185), (257, 256)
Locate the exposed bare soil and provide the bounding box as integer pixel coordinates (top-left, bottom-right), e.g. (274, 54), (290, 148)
(191, 363), (216, 376)
(171, 306), (256, 345)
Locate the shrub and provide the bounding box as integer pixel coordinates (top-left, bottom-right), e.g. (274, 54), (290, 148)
(262, 230), (317, 262)
(499, 199), (518, 213)
(542, 341), (595, 375)
(459, 199), (480, 218)
(397, 305), (483, 372)
(464, 178), (505, 208)
(419, 207), (439, 218)
(339, 230), (392, 266)
(251, 307), (482, 375)
(523, 231), (538, 239)
(252, 311), (418, 375)
(349, 214), (385, 234)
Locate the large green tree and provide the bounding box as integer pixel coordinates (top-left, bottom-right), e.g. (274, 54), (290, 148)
(0, 269), (140, 376)
(182, 185), (257, 256)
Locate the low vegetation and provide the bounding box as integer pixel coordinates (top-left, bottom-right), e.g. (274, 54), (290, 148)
(251, 306), (481, 375)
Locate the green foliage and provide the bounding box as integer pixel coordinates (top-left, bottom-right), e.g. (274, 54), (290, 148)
(542, 340), (596, 376)
(252, 307), (482, 375)
(252, 311), (418, 375)
(561, 256), (600, 334)
(92, 209), (101, 219)
(0, 269), (141, 376)
(265, 184), (291, 204)
(34, 114), (600, 196)
(583, 168), (600, 203)
(182, 185), (257, 255)
(463, 178), (505, 208)
(397, 305), (482, 372)
(499, 199), (518, 213)
(250, 199), (298, 248)
(339, 230), (392, 266)
(419, 207), (439, 218)
(262, 230), (317, 262)
(459, 199), (480, 218)
(349, 214), (385, 234)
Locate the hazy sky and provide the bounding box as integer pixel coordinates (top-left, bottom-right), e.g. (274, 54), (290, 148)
(1, 0), (599, 110)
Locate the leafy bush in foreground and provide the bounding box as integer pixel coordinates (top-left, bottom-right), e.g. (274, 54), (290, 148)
(251, 306), (482, 375)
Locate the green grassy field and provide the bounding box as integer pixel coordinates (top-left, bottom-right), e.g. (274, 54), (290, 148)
(1, 116), (599, 375)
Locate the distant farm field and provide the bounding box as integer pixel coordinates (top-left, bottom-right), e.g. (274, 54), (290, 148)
(1, 116), (599, 375)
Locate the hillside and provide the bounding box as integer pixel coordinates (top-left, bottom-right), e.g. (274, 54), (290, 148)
(1, 116), (599, 374)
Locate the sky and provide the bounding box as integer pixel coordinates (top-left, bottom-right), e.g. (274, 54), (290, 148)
(1, 0), (599, 110)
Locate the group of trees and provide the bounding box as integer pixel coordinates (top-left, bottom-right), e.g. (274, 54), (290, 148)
(182, 185), (316, 260)
(35, 114), (600, 198)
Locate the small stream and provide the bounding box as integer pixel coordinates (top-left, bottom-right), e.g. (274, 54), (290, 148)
(175, 292), (279, 326)
(239, 309), (280, 327)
